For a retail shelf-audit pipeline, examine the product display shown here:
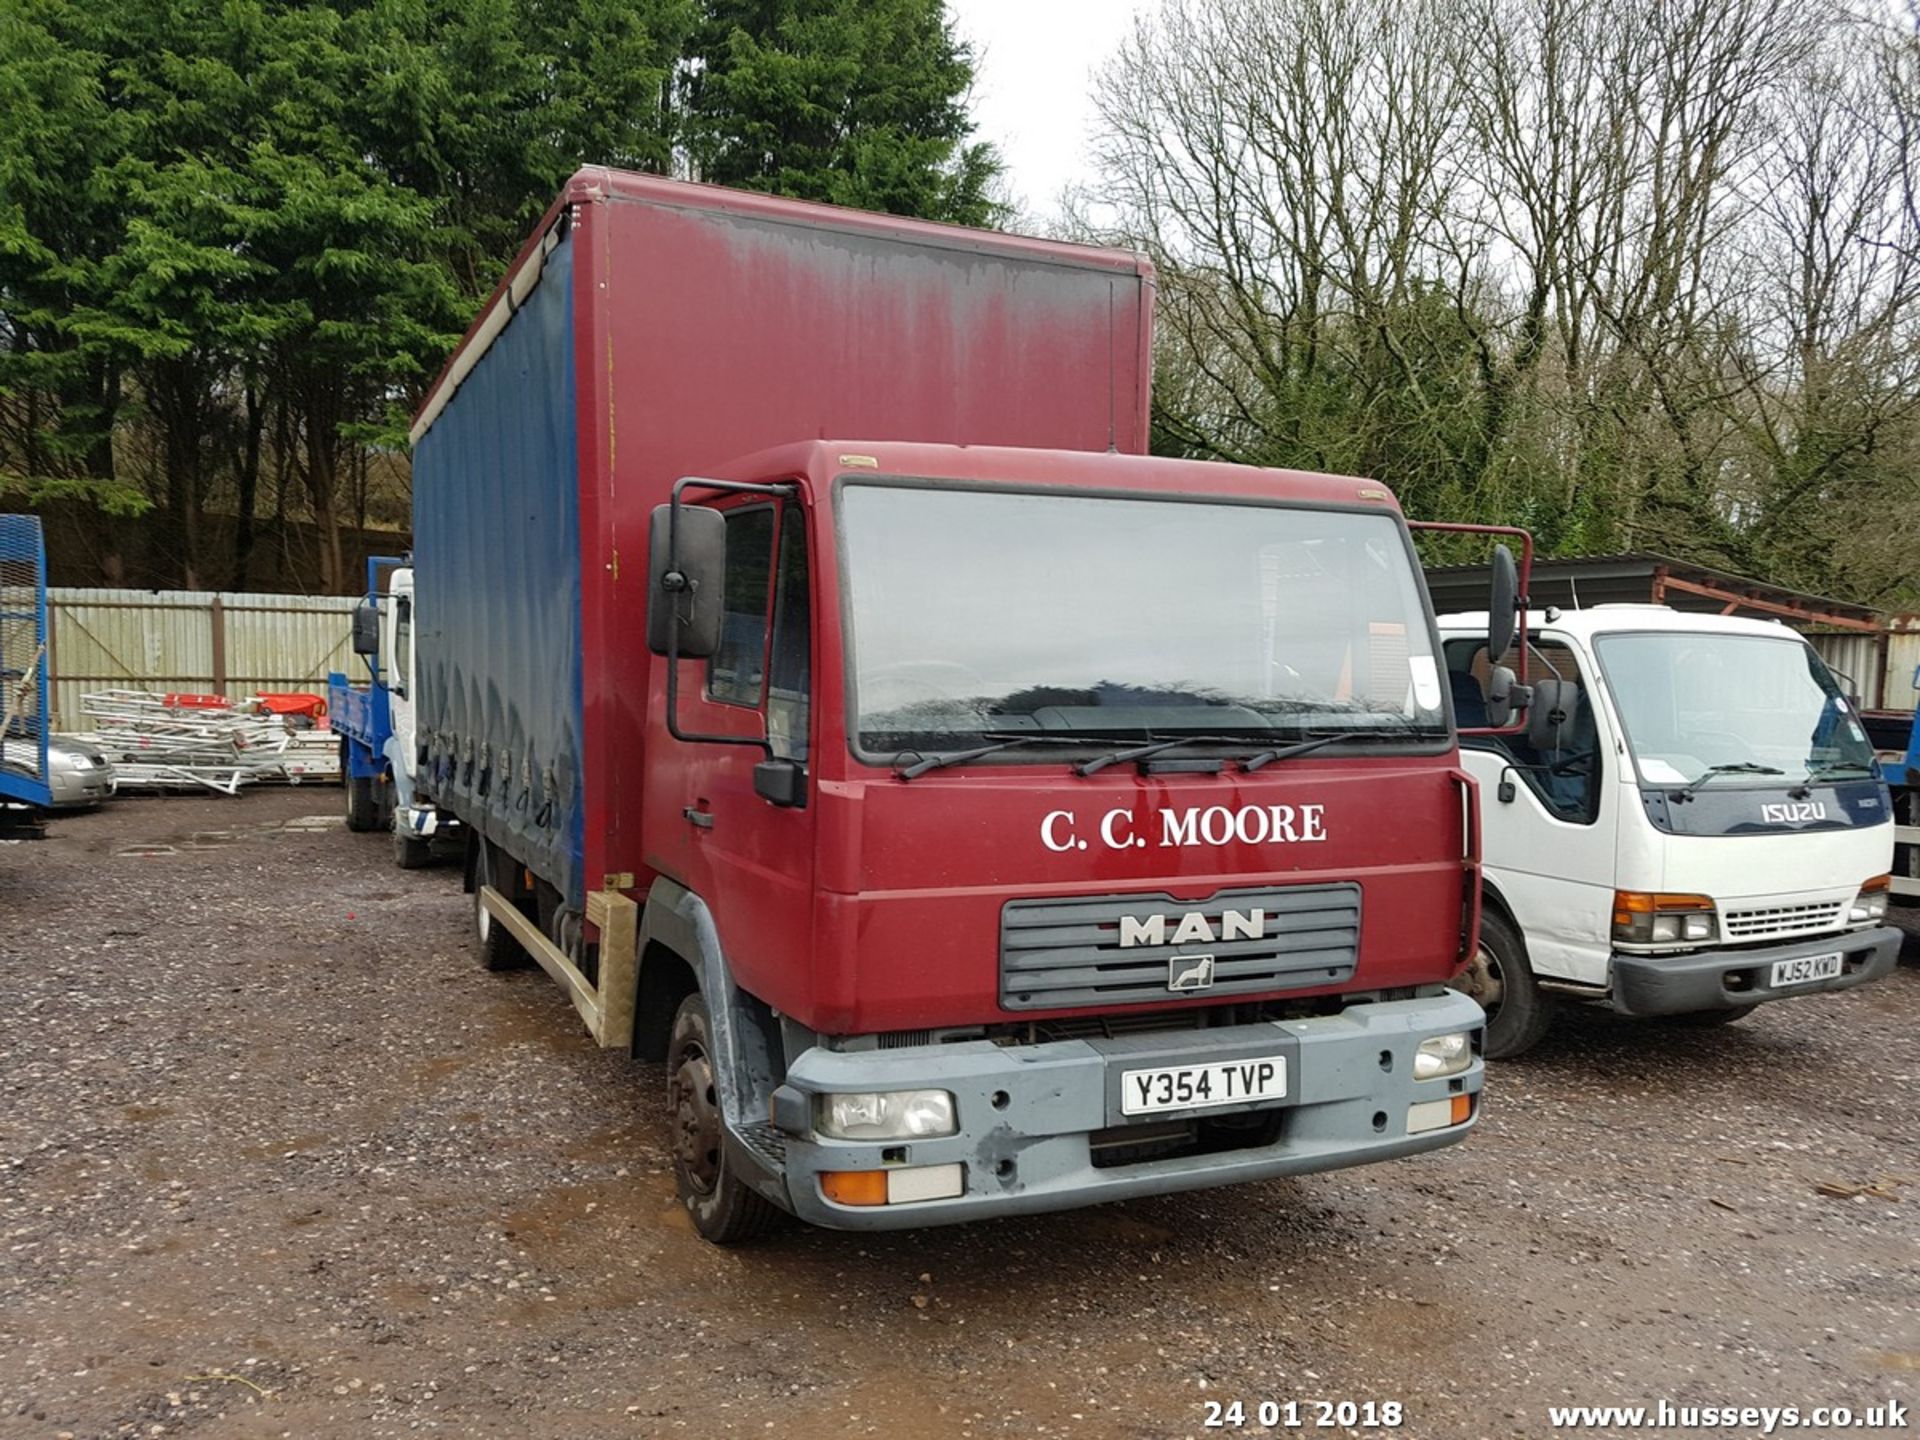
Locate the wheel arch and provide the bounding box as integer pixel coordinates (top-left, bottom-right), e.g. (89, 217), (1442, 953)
(633, 880), (784, 1130)
(1477, 874), (1524, 947)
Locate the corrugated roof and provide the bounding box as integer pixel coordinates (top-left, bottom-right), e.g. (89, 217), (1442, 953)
(1424, 550), (1882, 630)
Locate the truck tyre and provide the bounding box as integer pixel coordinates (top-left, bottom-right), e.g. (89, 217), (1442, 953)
(473, 839), (530, 971)
(1460, 909), (1554, 1059)
(343, 774), (381, 833)
(668, 993), (782, 1245)
(393, 825), (433, 870)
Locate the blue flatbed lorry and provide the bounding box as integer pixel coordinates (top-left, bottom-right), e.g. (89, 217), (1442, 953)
(1, 515), (54, 838)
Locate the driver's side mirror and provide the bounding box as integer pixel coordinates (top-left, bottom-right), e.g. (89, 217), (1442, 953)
(646, 503), (726, 659)
(351, 601), (379, 657)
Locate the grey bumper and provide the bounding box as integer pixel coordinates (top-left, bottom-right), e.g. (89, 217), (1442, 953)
(751, 989), (1486, 1231)
(1609, 926), (1901, 1017)
(48, 768), (115, 807)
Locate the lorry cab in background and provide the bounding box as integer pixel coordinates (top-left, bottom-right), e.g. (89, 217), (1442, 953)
(334, 560), (441, 865)
(1437, 605), (1899, 1057)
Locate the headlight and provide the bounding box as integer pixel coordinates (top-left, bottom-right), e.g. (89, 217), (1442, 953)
(64, 753), (93, 771)
(815, 1089), (957, 1141)
(1613, 891), (1716, 945)
(1851, 875), (1891, 924)
(1414, 1032), (1473, 1080)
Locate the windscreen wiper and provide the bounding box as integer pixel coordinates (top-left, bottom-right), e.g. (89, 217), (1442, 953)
(1670, 762), (1784, 800)
(1075, 725), (1431, 778)
(1241, 730), (1403, 771)
(1072, 733), (1276, 777)
(894, 733), (1086, 780)
(1805, 761), (1876, 780)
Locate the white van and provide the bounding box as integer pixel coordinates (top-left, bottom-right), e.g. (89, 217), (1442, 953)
(1437, 605), (1900, 1057)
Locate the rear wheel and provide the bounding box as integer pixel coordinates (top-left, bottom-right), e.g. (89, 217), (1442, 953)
(1900, 789), (1920, 887)
(343, 772), (381, 832)
(668, 993), (782, 1244)
(1458, 909), (1555, 1059)
(473, 838), (530, 971)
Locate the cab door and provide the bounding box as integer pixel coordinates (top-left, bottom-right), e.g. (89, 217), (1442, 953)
(1447, 632), (1620, 987)
(672, 498), (818, 1014)
(385, 571), (416, 782)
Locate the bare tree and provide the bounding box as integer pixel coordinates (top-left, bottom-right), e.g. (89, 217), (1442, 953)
(1090, 0), (1920, 598)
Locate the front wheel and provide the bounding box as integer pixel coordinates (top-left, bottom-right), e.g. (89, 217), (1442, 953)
(667, 993), (782, 1244)
(393, 824), (433, 870)
(1458, 909), (1555, 1059)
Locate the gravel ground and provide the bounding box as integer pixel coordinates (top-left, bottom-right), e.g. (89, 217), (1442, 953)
(3, 789), (1917, 1440)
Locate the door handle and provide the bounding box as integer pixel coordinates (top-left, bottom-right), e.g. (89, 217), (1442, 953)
(683, 805), (714, 830)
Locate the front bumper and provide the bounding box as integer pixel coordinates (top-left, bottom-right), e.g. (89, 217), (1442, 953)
(48, 768), (116, 807)
(751, 989), (1486, 1231)
(1609, 926), (1901, 1017)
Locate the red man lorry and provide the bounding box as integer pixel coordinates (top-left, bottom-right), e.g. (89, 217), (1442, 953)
(407, 169), (1489, 1241)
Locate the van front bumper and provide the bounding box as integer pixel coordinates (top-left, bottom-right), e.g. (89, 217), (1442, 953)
(744, 989), (1486, 1231)
(1609, 926), (1901, 1017)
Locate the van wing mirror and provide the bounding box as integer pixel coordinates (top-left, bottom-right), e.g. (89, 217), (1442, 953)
(647, 503), (726, 659)
(1486, 665), (1533, 728)
(1488, 544), (1519, 662)
(351, 601), (379, 657)
(1528, 678), (1579, 750)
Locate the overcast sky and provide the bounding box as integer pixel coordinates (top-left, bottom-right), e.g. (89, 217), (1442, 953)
(944, 0), (1155, 222)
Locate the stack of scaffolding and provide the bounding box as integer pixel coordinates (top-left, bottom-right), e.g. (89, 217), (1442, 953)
(82, 689), (339, 793)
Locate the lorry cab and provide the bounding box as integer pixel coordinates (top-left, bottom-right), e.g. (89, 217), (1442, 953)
(332, 560), (443, 863)
(383, 565), (416, 778)
(613, 439), (1495, 1235)
(1437, 604), (1900, 1056)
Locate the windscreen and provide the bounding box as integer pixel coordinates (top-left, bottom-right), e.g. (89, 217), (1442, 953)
(838, 483), (1447, 754)
(1594, 632), (1875, 787)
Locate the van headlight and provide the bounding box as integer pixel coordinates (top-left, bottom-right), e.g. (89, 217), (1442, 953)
(1851, 875), (1891, 924)
(1414, 1032), (1473, 1080)
(815, 1090), (957, 1141)
(1612, 891), (1716, 945)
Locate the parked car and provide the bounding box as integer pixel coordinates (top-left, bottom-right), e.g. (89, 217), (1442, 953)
(46, 735), (117, 808)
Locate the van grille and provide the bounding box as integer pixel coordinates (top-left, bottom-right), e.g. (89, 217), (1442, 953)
(999, 884), (1361, 1012)
(1722, 899), (1847, 941)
